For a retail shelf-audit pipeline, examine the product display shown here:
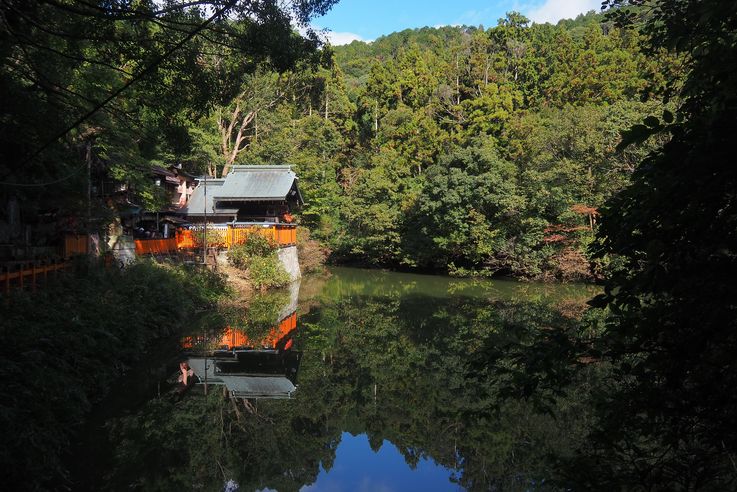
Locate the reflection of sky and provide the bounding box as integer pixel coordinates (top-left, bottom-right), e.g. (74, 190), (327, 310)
(301, 433), (463, 492)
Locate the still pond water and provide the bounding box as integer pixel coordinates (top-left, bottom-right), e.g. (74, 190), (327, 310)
(76, 267), (598, 491)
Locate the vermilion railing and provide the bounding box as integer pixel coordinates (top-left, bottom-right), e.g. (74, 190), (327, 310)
(134, 238), (178, 255)
(177, 223), (297, 251)
(1, 259), (70, 294)
(227, 224), (296, 248)
(64, 234), (88, 258)
(81, 223), (297, 259)
(176, 229), (196, 250)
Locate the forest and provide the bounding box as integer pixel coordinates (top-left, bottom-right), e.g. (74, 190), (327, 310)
(1, 0), (736, 489)
(1, 2), (677, 280)
(187, 9), (678, 280)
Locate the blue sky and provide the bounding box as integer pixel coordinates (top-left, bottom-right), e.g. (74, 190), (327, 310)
(310, 0), (602, 44)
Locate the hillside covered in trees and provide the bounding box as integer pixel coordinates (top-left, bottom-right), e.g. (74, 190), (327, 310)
(0, 4), (682, 281)
(3, 1), (737, 489)
(188, 10), (680, 280)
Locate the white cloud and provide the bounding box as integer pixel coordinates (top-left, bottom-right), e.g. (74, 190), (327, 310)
(325, 31), (368, 46)
(526, 0), (601, 24)
(297, 21), (370, 46)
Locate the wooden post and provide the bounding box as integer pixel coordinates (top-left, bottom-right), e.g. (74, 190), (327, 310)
(4, 265), (9, 294)
(18, 263), (23, 291)
(31, 263), (37, 292)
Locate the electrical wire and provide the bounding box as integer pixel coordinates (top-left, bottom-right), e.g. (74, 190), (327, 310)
(0, 0), (238, 187)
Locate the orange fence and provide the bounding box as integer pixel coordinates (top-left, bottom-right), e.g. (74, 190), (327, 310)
(134, 238), (178, 255)
(64, 234), (88, 258)
(176, 229), (196, 250)
(227, 224), (296, 248)
(179, 223), (297, 251)
(1, 259), (69, 294)
(63, 224), (296, 259)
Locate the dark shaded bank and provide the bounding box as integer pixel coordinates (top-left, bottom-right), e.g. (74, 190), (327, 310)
(0, 260), (228, 490)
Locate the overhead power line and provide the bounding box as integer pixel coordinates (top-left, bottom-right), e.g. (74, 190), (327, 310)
(1, 0), (238, 187)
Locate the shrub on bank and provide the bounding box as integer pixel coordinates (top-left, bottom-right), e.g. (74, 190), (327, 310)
(229, 233), (277, 269)
(228, 233), (290, 290)
(297, 227), (329, 274)
(248, 255), (290, 289)
(0, 260), (228, 489)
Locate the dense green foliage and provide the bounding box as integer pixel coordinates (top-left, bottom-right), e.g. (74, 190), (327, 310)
(246, 255), (291, 290)
(0, 0), (336, 240)
(187, 10), (677, 278)
(1, 2), (678, 278)
(228, 234), (290, 289)
(579, 0), (737, 487)
(0, 261), (227, 489)
(228, 233), (279, 267)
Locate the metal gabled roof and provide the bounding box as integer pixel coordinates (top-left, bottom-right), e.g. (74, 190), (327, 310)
(186, 358), (296, 398)
(184, 166), (303, 217)
(183, 178), (237, 217)
(220, 375), (296, 398)
(214, 165), (302, 203)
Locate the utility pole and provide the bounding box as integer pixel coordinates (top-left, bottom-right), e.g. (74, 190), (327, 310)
(202, 173), (208, 265)
(203, 329), (208, 396)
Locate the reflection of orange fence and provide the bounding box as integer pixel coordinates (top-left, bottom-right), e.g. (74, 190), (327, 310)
(182, 312), (298, 350)
(262, 312), (298, 347)
(1, 259), (69, 294)
(221, 312), (298, 349)
(134, 238), (178, 255)
(64, 234), (88, 258)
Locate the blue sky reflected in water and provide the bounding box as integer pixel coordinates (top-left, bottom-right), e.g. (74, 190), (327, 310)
(301, 432), (463, 492)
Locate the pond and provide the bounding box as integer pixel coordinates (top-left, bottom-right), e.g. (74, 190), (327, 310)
(72, 267), (600, 491)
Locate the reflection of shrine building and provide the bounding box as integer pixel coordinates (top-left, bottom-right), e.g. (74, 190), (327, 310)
(181, 310), (301, 399)
(186, 349), (301, 399)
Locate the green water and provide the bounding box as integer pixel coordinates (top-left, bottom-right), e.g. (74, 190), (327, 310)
(304, 266), (598, 304)
(81, 268), (600, 491)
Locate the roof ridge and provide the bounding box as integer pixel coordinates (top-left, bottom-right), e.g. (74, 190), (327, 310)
(229, 165), (293, 173)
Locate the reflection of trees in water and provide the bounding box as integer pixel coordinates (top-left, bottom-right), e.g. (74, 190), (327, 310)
(296, 295), (593, 491)
(107, 387), (338, 492)
(105, 282), (735, 490)
(107, 293), (596, 491)
(111, 290), (728, 491)
(189, 289), (294, 350)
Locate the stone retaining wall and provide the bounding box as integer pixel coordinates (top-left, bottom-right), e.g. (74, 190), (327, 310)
(277, 245), (301, 282)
